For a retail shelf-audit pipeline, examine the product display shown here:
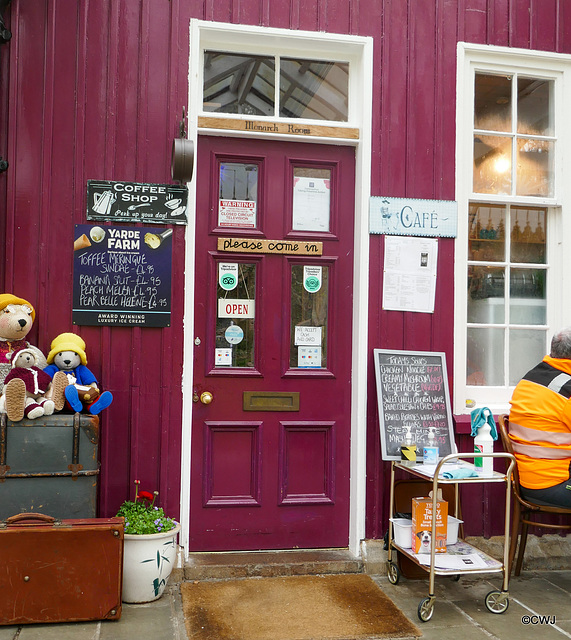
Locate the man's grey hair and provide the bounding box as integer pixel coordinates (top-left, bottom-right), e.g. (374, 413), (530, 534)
(550, 328), (571, 358)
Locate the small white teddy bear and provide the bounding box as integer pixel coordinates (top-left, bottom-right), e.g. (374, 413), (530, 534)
(0, 348), (56, 420)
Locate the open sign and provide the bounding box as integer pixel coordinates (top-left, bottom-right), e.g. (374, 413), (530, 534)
(218, 299), (255, 318)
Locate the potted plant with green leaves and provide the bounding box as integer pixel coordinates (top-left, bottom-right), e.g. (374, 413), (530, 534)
(116, 480), (181, 603)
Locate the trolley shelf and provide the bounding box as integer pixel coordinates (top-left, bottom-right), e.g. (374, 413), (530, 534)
(390, 539), (503, 576)
(387, 452), (517, 622)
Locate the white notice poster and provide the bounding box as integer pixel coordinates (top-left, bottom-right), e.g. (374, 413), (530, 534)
(292, 177), (330, 231)
(382, 236), (438, 313)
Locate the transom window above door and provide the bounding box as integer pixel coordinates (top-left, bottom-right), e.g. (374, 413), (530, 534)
(203, 52), (349, 121)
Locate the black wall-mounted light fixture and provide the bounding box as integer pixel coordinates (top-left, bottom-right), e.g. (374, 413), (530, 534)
(171, 107), (194, 183)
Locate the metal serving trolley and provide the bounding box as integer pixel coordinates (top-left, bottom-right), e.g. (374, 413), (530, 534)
(387, 452), (517, 622)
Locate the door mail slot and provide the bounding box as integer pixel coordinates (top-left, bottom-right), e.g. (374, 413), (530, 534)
(243, 391), (300, 412)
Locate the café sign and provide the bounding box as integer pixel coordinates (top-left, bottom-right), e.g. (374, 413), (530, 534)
(369, 196), (457, 238)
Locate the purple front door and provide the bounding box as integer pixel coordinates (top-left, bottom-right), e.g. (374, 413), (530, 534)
(190, 136), (355, 551)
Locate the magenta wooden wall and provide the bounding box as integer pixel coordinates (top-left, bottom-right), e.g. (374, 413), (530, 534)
(1, 0), (570, 539)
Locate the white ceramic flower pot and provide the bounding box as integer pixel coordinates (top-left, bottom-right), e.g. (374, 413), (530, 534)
(122, 523), (181, 603)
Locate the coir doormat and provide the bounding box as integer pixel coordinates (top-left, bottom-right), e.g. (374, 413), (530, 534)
(180, 573), (421, 640)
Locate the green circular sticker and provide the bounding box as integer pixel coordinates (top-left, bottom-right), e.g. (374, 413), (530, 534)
(304, 276), (320, 293)
(220, 274), (237, 291)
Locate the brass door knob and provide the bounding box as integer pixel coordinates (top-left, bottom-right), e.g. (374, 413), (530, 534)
(200, 391), (213, 405)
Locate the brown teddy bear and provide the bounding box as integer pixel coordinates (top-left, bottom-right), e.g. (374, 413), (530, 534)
(0, 293), (67, 420)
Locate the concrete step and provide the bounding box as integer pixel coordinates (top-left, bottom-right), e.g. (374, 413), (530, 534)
(182, 548), (363, 581)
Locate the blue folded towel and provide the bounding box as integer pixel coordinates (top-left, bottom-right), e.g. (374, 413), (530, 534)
(441, 468), (479, 479)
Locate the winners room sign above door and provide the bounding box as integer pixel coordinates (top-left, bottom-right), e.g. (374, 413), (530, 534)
(217, 237), (322, 256)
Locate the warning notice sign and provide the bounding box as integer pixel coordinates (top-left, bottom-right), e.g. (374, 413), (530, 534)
(218, 199), (257, 228)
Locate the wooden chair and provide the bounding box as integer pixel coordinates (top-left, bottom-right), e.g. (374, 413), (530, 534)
(498, 414), (571, 576)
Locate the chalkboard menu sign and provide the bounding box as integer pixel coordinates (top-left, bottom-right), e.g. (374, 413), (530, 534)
(86, 180), (188, 225)
(373, 349), (456, 461)
(72, 224), (172, 327)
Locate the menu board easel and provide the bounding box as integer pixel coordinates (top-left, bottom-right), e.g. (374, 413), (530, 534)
(373, 349), (456, 461)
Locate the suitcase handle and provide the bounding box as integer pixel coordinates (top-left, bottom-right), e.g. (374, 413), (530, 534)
(2, 512), (60, 527)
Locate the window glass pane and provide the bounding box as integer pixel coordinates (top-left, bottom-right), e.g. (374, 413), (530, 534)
(280, 58), (349, 121)
(516, 138), (554, 197)
(509, 329), (547, 385)
(517, 78), (553, 136)
(468, 266), (505, 321)
(467, 328), (505, 386)
(292, 168), (331, 232)
(473, 135), (512, 194)
(509, 268), (546, 324)
(474, 73), (511, 132)
(218, 163), (258, 229)
(510, 207), (546, 263)
(203, 51), (275, 116)
(216, 263), (256, 367)
(469, 204), (506, 261)
(290, 265), (328, 368)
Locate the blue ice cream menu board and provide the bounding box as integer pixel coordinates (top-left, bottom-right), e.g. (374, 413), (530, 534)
(72, 224), (172, 327)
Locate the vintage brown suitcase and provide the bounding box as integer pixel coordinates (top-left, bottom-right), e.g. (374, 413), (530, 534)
(0, 512), (123, 625)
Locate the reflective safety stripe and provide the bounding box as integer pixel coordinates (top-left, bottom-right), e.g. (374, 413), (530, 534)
(509, 421), (571, 446)
(548, 372), (571, 394)
(511, 441), (571, 459)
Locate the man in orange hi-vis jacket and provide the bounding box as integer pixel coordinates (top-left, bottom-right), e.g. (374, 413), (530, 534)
(509, 327), (571, 507)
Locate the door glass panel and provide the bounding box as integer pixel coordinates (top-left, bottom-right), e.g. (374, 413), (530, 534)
(280, 58), (349, 121)
(218, 163), (258, 229)
(290, 265), (329, 369)
(292, 168), (331, 232)
(216, 263), (256, 367)
(203, 52), (275, 116)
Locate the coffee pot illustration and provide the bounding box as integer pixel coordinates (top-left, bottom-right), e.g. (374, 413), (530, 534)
(92, 190), (116, 215)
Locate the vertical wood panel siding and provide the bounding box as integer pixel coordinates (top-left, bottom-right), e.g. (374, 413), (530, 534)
(2, 0), (570, 541)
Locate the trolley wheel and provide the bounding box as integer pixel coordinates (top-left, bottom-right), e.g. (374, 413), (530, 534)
(387, 562), (400, 585)
(451, 574), (461, 582)
(485, 590), (509, 614)
(417, 597), (434, 622)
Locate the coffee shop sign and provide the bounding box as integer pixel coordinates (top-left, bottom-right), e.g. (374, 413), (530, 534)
(87, 179), (188, 225)
(369, 196), (457, 238)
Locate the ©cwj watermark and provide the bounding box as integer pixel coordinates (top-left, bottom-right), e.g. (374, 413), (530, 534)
(521, 614), (556, 625)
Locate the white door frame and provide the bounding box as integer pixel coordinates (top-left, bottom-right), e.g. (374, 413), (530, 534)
(179, 20), (373, 557)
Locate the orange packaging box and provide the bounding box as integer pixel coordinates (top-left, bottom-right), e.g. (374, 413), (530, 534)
(411, 496), (448, 553)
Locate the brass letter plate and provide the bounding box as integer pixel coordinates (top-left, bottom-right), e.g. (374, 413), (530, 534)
(243, 391), (300, 412)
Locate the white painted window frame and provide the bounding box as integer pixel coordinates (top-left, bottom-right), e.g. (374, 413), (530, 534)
(180, 19), (373, 558)
(454, 43), (571, 417)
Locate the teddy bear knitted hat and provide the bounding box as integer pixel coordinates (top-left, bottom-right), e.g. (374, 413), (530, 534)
(0, 294), (36, 321)
(9, 348), (36, 367)
(46, 333), (87, 366)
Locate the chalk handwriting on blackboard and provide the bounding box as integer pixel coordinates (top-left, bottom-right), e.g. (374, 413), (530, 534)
(72, 224), (172, 327)
(374, 349), (456, 461)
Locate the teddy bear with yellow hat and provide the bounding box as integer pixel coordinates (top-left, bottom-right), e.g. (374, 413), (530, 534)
(0, 293), (43, 390)
(43, 332), (113, 415)
(0, 293), (68, 421)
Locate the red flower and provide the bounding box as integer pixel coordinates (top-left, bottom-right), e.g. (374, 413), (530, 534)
(139, 490), (154, 501)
